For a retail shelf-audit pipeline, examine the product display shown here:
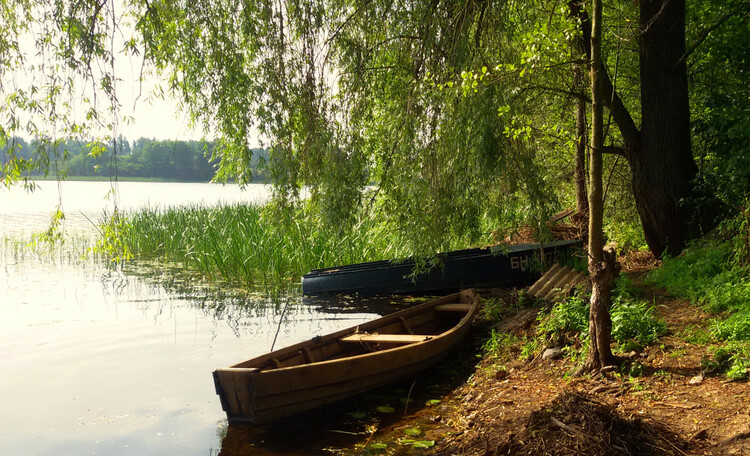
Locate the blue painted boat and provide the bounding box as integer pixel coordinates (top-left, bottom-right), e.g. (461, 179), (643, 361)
(301, 239), (581, 295)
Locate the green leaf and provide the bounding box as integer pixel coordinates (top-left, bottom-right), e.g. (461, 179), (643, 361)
(375, 405), (395, 413)
(413, 440), (435, 448)
(425, 399), (441, 406)
(404, 427), (422, 436)
(370, 443), (388, 450)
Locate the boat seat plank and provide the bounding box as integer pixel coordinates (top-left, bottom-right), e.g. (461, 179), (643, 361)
(340, 334), (433, 344)
(434, 303), (472, 312)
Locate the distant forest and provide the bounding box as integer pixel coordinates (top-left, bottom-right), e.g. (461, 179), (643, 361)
(3, 137), (269, 182)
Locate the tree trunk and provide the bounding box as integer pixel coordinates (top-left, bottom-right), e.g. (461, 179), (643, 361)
(585, 0), (616, 371)
(587, 247), (620, 369)
(569, 1), (589, 237)
(631, 0), (701, 257)
(573, 64), (589, 237)
(571, 0), (720, 258)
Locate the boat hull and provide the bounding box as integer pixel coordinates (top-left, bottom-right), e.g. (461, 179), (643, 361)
(301, 240), (581, 295)
(213, 290), (479, 425)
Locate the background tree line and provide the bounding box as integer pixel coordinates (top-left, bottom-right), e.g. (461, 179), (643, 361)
(2, 137), (269, 182)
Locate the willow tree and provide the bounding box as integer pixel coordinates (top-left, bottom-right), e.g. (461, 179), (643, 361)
(1, 0), (734, 257)
(130, 0), (579, 253)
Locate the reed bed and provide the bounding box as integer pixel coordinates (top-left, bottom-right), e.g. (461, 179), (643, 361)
(105, 203), (407, 291)
(1, 233), (99, 266)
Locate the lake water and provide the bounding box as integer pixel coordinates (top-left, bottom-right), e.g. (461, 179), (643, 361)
(0, 181), (272, 234)
(0, 181), (387, 456)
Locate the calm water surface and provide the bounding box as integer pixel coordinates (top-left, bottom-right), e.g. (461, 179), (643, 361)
(0, 181), (272, 233)
(0, 181), (385, 456)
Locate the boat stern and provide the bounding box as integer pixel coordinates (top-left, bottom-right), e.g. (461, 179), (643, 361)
(213, 367), (260, 425)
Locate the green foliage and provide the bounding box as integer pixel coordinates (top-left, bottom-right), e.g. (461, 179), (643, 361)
(403, 428), (421, 437)
(604, 214), (648, 254)
(92, 212), (133, 263)
(481, 297), (507, 324)
(482, 330), (520, 360)
(537, 295), (590, 337)
(626, 361), (644, 378)
(680, 325), (716, 345)
(647, 231), (750, 378)
(369, 442), (388, 451)
(647, 237), (750, 317)
(703, 343), (750, 380)
(689, 0), (750, 208)
(2, 137), (269, 183)
(520, 337), (542, 360)
(610, 298), (667, 350)
(714, 312), (750, 341)
(722, 199), (750, 267)
(613, 275), (641, 297)
(3, 0), (748, 285)
(646, 241), (734, 303)
(536, 278), (667, 352)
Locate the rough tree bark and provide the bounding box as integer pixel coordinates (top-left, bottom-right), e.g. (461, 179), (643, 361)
(585, 0), (619, 371)
(633, 0), (707, 257)
(571, 0), (719, 258)
(574, 82), (588, 220)
(572, 28), (589, 237)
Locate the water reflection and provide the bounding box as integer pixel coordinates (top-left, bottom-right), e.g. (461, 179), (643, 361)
(0, 181), (416, 455)
(0, 181), (271, 234)
(0, 241), (389, 456)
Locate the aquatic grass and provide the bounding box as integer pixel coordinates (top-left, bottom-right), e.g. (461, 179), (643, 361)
(2, 231), (99, 266)
(101, 202), (411, 292)
(97, 193), (540, 292)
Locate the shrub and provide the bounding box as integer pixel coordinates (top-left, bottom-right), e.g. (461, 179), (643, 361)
(610, 297), (667, 348)
(537, 295), (589, 338)
(536, 289), (666, 352)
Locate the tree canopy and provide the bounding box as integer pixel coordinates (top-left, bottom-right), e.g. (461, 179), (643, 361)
(1, 0), (748, 255)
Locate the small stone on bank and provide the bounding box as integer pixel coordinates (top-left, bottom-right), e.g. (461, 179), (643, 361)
(542, 348), (564, 360)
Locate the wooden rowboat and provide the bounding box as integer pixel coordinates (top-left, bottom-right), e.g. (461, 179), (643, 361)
(213, 289), (480, 425)
(301, 240), (581, 295)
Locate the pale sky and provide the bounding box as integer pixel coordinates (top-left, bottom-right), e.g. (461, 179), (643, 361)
(6, 5), (263, 146)
(115, 69), (206, 142)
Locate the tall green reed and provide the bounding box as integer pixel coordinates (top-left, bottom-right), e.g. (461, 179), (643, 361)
(98, 202), (411, 292)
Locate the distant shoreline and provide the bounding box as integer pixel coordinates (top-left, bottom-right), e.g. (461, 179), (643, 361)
(26, 175), (269, 184)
